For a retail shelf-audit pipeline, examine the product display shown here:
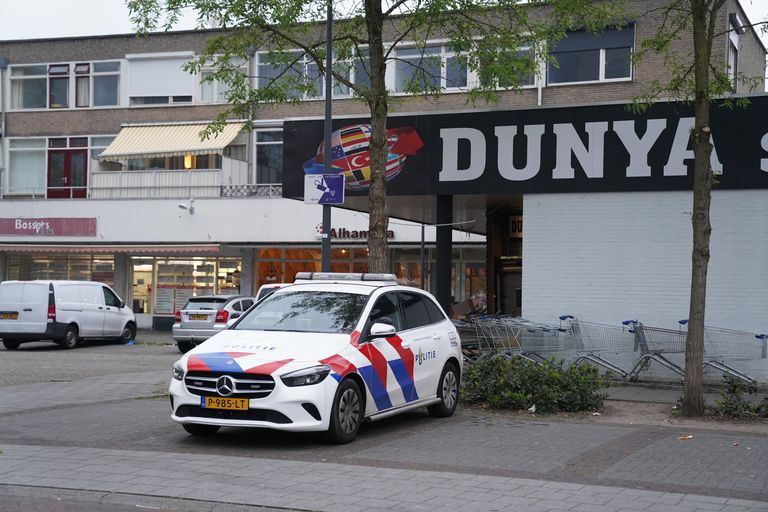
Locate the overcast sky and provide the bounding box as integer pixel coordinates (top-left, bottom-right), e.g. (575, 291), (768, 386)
(0, 0), (766, 43)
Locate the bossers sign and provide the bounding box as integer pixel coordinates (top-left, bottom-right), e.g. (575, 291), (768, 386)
(0, 218), (97, 237)
(283, 95), (768, 197)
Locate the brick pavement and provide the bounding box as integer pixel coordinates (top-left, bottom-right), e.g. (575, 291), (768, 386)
(1, 339), (767, 511)
(0, 444), (766, 512)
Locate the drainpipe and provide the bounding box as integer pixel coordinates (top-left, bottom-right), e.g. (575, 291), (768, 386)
(0, 56), (8, 200)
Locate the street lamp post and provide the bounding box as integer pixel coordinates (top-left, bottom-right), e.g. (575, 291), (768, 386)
(321, 1), (333, 272)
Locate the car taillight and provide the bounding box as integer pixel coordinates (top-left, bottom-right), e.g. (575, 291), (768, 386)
(47, 303), (56, 321)
(215, 309), (228, 323)
(174, 310), (181, 322)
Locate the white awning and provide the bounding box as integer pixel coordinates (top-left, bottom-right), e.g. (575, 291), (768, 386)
(98, 122), (245, 161)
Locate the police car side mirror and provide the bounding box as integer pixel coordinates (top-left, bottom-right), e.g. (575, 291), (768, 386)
(368, 322), (397, 340)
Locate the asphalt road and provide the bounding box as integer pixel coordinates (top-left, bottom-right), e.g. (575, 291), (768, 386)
(0, 339), (766, 511)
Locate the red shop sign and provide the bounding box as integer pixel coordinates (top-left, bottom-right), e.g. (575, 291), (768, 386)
(0, 218), (97, 237)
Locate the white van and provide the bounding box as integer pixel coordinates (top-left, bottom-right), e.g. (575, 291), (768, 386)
(0, 280), (137, 350)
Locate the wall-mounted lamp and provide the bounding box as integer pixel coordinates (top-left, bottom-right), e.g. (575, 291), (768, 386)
(183, 155), (193, 169)
(178, 198), (195, 214)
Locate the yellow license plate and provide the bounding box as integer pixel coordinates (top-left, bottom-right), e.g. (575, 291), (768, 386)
(0, 312), (18, 320)
(202, 396), (248, 410)
(190, 314), (208, 321)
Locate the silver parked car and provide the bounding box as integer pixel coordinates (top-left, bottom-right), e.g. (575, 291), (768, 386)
(172, 295), (254, 353)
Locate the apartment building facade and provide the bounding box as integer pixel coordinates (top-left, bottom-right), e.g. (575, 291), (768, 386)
(0, 0), (765, 331)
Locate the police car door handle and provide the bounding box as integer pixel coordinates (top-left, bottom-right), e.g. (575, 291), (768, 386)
(400, 341), (411, 349)
(432, 335), (441, 341)
(23, 308), (32, 312)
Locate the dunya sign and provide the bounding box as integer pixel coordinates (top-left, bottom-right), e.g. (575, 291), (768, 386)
(282, 96), (768, 197)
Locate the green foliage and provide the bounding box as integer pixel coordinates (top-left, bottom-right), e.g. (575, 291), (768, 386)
(461, 355), (606, 413)
(706, 376), (768, 420)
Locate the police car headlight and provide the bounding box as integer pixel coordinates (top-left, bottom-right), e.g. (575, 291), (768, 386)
(281, 365), (331, 387)
(172, 361), (185, 381)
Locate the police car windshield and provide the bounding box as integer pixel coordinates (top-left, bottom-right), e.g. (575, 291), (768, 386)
(234, 290), (367, 334)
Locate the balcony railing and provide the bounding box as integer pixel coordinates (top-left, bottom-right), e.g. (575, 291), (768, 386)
(0, 168), (283, 200)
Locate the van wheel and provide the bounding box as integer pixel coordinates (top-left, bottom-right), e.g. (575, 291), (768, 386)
(3, 340), (20, 350)
(117, 323), (136, 344)
(427, 362), (459, 418)
(58, 325), (79, 349)
(323, 378), (362, 444)
(177, 341), (194, 354)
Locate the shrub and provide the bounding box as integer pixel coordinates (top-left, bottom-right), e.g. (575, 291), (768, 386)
(461, 355), (606, 413)
(706, 375), (768, 419)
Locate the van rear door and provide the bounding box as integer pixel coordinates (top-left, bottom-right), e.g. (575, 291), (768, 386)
(0, 282), (49, 335)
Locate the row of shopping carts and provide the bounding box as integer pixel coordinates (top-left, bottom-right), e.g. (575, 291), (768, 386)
(457, 315), (768, 386)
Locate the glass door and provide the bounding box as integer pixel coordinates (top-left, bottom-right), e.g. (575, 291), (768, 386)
(47, 149), (88, 198)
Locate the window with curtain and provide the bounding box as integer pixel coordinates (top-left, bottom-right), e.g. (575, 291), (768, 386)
(8, 139), (46, 194)
(10, 65), (47, 109)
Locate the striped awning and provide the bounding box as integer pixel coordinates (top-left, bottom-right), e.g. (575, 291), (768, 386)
(0, 244), (220, 254)
(98, 122), (245, 161)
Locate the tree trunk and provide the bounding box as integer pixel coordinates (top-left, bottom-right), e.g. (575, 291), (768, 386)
(364, 0), (390, 273)
(682, 0), (720, 417)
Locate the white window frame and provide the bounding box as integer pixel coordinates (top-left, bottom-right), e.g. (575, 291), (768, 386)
(255, 51), (356, 101)
(197, 57), (248, 104)
(8, 60), (121, 111)
(546, 28), (635, 87)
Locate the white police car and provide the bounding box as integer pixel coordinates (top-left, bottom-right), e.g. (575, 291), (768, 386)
(169, 272), (462, 443)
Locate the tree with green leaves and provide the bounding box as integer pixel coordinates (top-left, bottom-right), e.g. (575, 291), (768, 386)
(634, 0), (765, 417)
(128, 0), (626, 273)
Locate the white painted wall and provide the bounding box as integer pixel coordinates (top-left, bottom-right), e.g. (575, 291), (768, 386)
(523, 190), (768, 334)
(0, 197), (484, 244)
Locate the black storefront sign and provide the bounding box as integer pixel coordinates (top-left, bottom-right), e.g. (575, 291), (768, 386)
(282, 96), (768, 198)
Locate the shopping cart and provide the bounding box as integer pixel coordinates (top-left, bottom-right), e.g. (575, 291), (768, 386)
(560, 316), (637, 378)
(692, 320), (767, 386)
(467, 316), (532, 362)
(627, 322), (686, 380)
(629, 320), (768, 386)
(510, 317), (573, 362)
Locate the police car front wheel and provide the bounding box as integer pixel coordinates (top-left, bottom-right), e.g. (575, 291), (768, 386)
(324, 379), (362, 444)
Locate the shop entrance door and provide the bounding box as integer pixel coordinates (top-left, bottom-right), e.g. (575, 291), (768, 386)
(48, 150), (87, 198)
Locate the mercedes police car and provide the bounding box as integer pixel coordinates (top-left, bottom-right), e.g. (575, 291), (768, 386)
(169, 272), (462, 443)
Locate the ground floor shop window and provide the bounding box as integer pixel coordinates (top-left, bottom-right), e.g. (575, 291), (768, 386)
(130, 256), (242, 315)
(8, 255), (114, 283)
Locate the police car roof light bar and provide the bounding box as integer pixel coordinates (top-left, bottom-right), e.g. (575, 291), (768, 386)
(294, 272), (398, 283)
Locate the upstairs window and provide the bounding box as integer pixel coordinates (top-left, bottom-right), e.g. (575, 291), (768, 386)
(256, 52), (352, 100)
(394, 45), (468, 93)
(127, 53), (194, 106)
(10, 61), (120, 109)
(547, 25), (634, 85)
(48, 64), (70, 108)
(199, 58), (247, 104)
(10, 65), (47, 109)
(479, 47), (535, 88)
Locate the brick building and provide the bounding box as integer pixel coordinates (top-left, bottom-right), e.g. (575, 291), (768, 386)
(0, 0), (765, 332)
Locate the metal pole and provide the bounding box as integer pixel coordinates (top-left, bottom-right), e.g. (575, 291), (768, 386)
(321, 0), (333, 272)
(420, 223), (425, 289)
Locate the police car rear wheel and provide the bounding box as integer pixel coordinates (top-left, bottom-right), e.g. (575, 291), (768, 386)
(428, 362), (459, 418)
(325, 379), (362, 444)
(183, 423), (220, 436)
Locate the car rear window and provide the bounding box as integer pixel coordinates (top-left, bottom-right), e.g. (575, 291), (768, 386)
(183, 298), (227, 310)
